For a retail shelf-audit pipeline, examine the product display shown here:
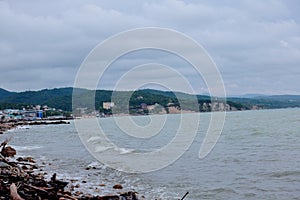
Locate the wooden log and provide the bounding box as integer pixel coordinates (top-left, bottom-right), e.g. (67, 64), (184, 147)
(63, 194), (78, 200)
(24, 184), (49, 194)
(10, 183), (25, 200)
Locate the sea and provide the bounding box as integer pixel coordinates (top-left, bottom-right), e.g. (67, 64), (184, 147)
(1, 108), (300, 199)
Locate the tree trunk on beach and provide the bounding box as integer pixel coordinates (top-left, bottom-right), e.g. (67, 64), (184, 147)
(10, 183), (25, 200)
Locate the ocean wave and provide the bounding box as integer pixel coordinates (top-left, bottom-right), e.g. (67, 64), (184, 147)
(206, 187), (238, 194)
(270, 170), (300, 178)
(12, 145), (43, 151)
(94, 146), (113, 152)
(16, 125), (31, 129)
(114, 147), (135, 154)
(87, 136), (102, 143)
(86, 161), (102, 168)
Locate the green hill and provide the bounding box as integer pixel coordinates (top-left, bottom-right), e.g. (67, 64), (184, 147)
(227, 95), (300, 109)
(0, 88), (15, 99)
(0, 87), (299, 113)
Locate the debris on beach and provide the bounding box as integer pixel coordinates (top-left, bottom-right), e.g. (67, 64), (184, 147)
(0, 139), (139, 200)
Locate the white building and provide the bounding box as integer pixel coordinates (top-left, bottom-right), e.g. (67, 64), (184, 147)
(103, 102), (115, 109)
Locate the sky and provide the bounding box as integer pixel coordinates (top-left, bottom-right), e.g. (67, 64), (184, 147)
(0, 0), (299, 95)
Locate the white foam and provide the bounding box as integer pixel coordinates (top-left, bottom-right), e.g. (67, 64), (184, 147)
(16, 125), (30, 129)
(12, 145), (43, 151)
(94, 146), (112, 152)
(87, 161), (102, 168)
(87, 136), (102, 142)
(115, 147), (135, 154)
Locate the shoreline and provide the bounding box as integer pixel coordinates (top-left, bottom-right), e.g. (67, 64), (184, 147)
(0, 139), (140, 200)
(0, 120), (71, 134)
(0, 120), (143, 200)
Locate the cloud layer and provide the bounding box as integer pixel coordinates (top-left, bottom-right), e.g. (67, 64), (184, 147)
(0, 0), (299, 95)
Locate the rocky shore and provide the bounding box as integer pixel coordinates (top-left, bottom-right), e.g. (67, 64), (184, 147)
(0, 139), (139, 200)
(0, 122), (17, 134)
(0, 122), (140, 200)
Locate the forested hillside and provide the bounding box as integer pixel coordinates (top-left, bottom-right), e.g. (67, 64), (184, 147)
(0, 88), (299, 113)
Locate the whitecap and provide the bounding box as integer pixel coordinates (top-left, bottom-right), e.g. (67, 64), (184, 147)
(16, 125), (30, 129)
(12, 145), (43, 151)
(87, 136), (102, 142)
(94, 146), (112, 152)
(115, 147), (135, 154)
(86, 161), (102, 168)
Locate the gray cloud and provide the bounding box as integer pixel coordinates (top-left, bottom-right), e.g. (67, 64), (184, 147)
(0, 0), (299, 95)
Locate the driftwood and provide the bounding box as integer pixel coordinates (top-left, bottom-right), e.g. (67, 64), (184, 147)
(62, 194), (79, 200)
(10, 183), (25, 200)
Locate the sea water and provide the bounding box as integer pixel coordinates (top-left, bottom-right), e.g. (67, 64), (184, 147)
(1, 108), (300, 199)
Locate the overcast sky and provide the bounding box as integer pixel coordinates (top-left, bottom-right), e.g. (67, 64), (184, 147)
(0, 0), (299, 95)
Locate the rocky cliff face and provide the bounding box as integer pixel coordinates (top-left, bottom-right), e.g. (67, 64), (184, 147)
(201, 102), (233, 112)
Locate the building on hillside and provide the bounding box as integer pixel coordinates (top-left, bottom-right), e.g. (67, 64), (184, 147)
(103, 102), (115, 109)
(23, 110), (43, 120)
(140, 103), (147, 110)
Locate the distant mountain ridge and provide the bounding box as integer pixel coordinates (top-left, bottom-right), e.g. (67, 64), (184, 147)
(0, 88), (15, 99)
(232, 94), (268, 98)
(0, 87), (300, 112)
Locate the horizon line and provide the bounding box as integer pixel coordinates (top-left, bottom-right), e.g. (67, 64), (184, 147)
(1, 86), (300, 97)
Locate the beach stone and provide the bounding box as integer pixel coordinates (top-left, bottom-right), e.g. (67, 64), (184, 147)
(74, 191), (83, 196)
(70, 185), (75, 191)
(30, 165), (38, 169)
(99, 183), (106, 187)
(17, 157), (24, 161)
(120, 191), (138, 200)
(17, 156), (35, 162)
(23, 156), (35, 163)
(85, 166), (96, 170)
(63, 191), (72, 196)
(21, 165), (28, 170)
(1, 146), (16, 157)
(113, 184), (123, 189)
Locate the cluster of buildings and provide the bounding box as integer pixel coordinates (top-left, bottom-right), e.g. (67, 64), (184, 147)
(0, 105), (63, 121)
(0, 109), (43, 121)
(99, 100), (233, 116)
